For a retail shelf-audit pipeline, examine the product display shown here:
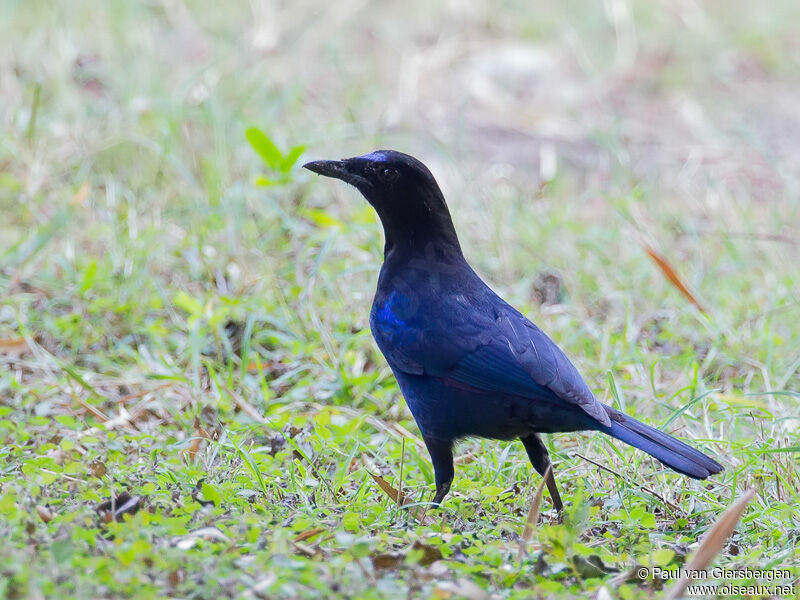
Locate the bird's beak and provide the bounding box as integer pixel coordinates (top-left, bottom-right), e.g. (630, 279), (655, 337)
(303, 158), (372, 188)
(303, 159), (349, 181)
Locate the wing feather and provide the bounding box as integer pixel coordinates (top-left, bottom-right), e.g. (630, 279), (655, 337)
(437, 307), (610, 427)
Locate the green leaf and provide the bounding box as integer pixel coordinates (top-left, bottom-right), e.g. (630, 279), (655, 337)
(279, 145), (306, 172)
(173, 291), (203, 317)
(51, 539), (74, 564)
(641, 512), (656, 528)
(254, 175), (277, 187)
(246, 128), (282, 169)
(629, 505), (645, 521)
(342, 512), (360, 532)
(79, 259), (98, 293)
(652, 548), (675, 566)
(229, 438), (268, 497)
(201, 482), (222, 505)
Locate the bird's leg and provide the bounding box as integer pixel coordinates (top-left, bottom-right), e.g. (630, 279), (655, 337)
(422, 436), (454, 506)
(520, 433), (564, 514)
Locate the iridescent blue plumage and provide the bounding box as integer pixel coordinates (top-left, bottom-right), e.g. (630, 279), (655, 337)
(359, 151), (390, 163)
(304, 149), (723, 510)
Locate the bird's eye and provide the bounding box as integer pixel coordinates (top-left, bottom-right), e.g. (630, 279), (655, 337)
(377, 167), (399, 184)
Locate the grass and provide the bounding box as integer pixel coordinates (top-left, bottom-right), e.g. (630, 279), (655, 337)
(1, 1), (799, 598)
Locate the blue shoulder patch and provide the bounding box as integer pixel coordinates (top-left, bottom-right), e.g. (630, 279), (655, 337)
(370, 290), (425, 375)
(374, 291), (409, 330)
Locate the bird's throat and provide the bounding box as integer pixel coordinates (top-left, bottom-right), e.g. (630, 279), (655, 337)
(375, 192), (463, 259)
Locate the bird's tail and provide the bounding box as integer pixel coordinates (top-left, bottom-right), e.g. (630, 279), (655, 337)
(602, 405), (722, 479)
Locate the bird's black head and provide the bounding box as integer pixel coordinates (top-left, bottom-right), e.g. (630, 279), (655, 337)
(304, 150), (461, 255)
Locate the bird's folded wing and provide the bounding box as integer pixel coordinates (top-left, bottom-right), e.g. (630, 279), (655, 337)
(374, 286), (610, 427)
(434, 309), (611, 427)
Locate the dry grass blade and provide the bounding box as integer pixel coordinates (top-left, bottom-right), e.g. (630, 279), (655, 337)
(78, 400), (109, 422)
(116, 381), (175, 405)
(386, 421), (426, 450)
(78, 404), (149, 439)
(229, 390), (267, 423)
(454, 451), (477, 465)
(0, 337), (30, 357)
(182, 417), (213, 463)
(291, 541), (317, 557)
(641, 243), (707, 313)
(367, 471), (432, 525)
(369, 472), (402, 503)
(665, 489), (756, 600)
(293, 528), (326, 543)
(371, 541), (443, 572)
(398, 437), (406, 506)
(518, 465), (550, 561)
(70, 181), (91, 206)
(172, 526), (230, 550)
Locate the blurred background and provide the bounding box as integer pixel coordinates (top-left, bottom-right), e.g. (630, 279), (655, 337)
(2, 0), (797, 392)
(1, 1), (798, 596)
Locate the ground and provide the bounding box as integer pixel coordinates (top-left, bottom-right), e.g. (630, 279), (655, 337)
(0, 1), (798, 598)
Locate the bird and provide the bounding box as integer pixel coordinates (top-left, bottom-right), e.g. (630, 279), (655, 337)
(303, 150), (723, 510)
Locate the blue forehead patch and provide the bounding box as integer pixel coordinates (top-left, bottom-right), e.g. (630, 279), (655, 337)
(359, 151), (389, 163)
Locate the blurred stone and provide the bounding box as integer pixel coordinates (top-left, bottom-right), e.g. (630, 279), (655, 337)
(532, 270), (564, 306)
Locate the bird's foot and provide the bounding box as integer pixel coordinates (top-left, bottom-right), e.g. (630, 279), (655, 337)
(431, 481), (451, 506)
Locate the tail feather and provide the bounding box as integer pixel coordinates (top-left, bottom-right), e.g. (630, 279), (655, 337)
(602, 406), (723, 479)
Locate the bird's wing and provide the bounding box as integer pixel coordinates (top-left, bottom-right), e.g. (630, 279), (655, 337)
(371, 279), (609, 427)
(430, 300), (611, 427)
